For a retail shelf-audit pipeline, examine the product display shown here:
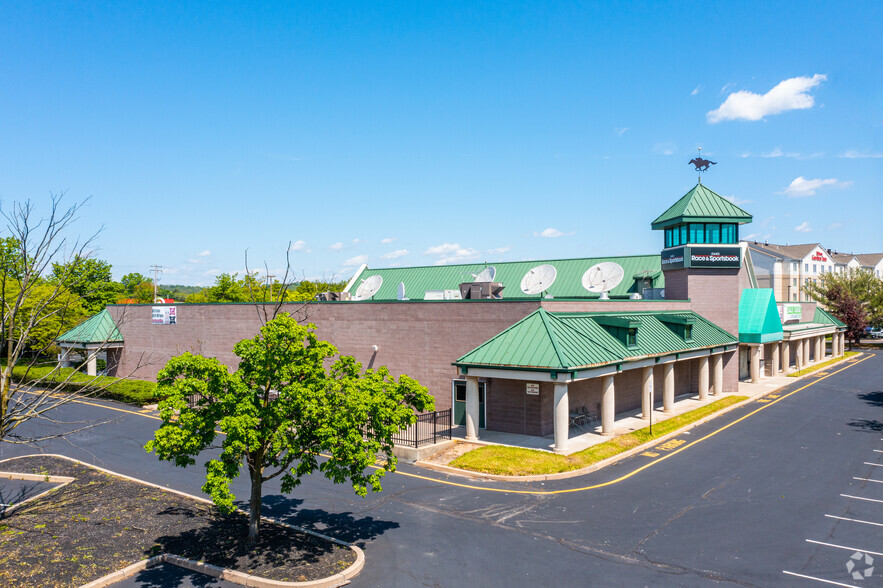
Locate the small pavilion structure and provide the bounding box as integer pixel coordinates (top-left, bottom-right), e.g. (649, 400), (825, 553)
(56, 309), (123, 376)
(453, 308), (737, 453)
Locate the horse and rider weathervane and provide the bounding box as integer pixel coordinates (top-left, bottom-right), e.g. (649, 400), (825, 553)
(689, 147), (716, 183)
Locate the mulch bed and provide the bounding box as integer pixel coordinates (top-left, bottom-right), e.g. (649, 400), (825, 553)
(0, 455), (355, 588)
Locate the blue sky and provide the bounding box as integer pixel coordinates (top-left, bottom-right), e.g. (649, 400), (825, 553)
(1, 1), (880, 286)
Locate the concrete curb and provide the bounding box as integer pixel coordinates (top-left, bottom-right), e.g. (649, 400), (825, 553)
(0, 455), (364, 588)
(416, 354), (861, 482)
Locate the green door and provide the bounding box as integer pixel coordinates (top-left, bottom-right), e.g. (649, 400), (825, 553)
(453, 381), (485, 428)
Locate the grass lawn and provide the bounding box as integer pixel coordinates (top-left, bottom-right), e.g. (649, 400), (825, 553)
(787, 351), (858, 377)
(449, 395), (747, 476)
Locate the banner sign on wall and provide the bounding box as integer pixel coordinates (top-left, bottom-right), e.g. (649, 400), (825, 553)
(779, 304), (801, 322)
(660, 245), (741, 269)
(661, 247), (686, 269)
(152, 306), (177, 325)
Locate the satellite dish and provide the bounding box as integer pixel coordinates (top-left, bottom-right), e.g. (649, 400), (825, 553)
(355, 275), (383, 300)
(520, 264), (557, 295)
(581, 262), (625, 295)
(474, 266), (496, 282)
(397, 282), (408, 301)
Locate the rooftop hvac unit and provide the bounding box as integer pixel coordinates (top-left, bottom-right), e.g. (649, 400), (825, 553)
(630, 292), (642, 300)
(316, 291), (352, 301)
(458, 282), (505, 300)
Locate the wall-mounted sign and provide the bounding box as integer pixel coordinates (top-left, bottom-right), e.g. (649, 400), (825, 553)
(660, 245), (741, 269)
(152, 306), (177, 325)
(780, 304), (801, 322)
(811, 252), (827, 262)
(526, 383), (540, 395)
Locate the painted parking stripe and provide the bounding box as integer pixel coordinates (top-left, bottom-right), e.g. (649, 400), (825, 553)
(825, 514), (883, 527)
(841, 494), (883, 504)
(853, 477), (883, 484)
(782, 570), (860, 587)
(863, 463), (883, 467)
(806, 539), (883, 557)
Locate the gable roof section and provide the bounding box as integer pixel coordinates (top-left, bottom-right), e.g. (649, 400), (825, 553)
(857, 253), (883, 268)
(738, 289), (783, 343)
(813, 307), (846, 328)
(344, 255), (664, 301)
(745, 242), (822, 261)
(56, 310), (123, 345)
(455, 309), (737, 372)
(651, 183), (753, 229)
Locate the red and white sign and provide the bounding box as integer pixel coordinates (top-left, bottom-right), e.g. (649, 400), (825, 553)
(811, 251), (827, 262)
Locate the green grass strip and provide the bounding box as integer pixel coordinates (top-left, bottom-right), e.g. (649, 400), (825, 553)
(787, 351), (858, 377)
(449, 395), (747, 476)
(9, 365), (157, 405)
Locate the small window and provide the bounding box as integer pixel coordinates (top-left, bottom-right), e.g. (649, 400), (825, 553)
(705, 223), (721, 244)
(805, 263), (809, 272)
(689, 223), (704, 244)
(627, 328), (637, 347)
(813, 264), (817, 273)
(680, 225), (687, 246)
(455, 386), (466, 402)
(684, 324), (693, 340)
(721, 224), (737, 243)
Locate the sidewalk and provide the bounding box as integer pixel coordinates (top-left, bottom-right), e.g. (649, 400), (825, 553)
(452, 370), (807, 456)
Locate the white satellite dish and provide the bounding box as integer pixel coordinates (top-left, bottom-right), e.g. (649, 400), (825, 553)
(355, 275), (383, 300)
(520, 264), (557, 296)
(397, 282), (408, 301)
(581, 262), (625, 297)
(474, 266), (496, 282)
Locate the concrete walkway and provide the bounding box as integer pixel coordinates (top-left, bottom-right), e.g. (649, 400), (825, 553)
(452, 366), (824, 456)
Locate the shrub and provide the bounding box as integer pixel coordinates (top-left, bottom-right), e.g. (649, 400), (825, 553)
(10, 365), (157, 405)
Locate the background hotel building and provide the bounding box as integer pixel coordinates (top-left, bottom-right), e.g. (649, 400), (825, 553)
(747, 242), (883, 302)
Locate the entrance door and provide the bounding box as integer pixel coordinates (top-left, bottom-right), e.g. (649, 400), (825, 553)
(738, 347), (750, 380)
(453, 381), (485, 428)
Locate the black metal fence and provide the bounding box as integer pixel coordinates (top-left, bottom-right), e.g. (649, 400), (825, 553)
(392, 409), (452, 448)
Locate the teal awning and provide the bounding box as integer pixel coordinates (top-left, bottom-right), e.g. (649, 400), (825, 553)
(738, 289), (783, 344)
(56, 309), (123, 345)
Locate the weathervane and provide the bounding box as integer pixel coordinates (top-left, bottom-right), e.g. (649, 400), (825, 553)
(689, 147), (717, 182)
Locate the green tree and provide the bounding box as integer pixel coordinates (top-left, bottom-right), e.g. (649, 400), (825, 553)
(120, 272), (149, 295)
(805, 268), (883, 329)
(51, 256), (123, 313)
(146, 314), (433, 542)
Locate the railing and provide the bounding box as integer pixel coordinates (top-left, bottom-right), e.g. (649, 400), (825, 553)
(392, 409), (452, 448)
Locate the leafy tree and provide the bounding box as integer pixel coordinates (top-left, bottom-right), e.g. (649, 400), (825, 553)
(205, 272), (250, 302)
(146, 314), (433, 542)
(292, 279), (347, 302)
(120, 272), (149, 294)
(805, 268), (883, 334)
(51, 256), (123, 313)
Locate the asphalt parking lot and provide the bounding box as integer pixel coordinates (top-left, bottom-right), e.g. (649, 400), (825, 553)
(1, 352), (880, 586)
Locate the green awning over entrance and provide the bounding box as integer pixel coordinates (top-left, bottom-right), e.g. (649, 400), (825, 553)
(738, 289), (783, 344)
(454, 308), (737, 372)
(56, 309), (123, 345)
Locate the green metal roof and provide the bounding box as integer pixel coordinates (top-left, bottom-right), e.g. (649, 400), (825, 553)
(454, 309), (737, 372)
(56, 310), (123, 345)
(345, 255), (664, 301)
(651, 183), (753, 230)
(813, 307), (846, 328)
(738, 289), (783, 343)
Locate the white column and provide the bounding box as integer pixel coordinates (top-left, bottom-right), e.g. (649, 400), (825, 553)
(663, 362), (674, 412)
(806, 338), (813, 363)
(58, 347), (70, 369)
(815, 336), (822, 362)
(553, 383), (569, 453)
(601, 375), (615, 436)
(795, 340), (804, 370)
(87, 353), (97, 377)
(465, 376), (480, 441)
(641, 366), (654, 419)
(750, 345), (761, 383)
(840, 332), (846, 356)
(698, 356), (709, 400)
(781, 342), (790, 373)
(712, 353), (723, 395)
(770, 343), (779, 377)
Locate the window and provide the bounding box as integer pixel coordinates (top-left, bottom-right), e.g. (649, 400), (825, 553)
(820, 266), (824, 274)
(792, 293), (797, 301)
(683, 324), (693, 341)
(805, 263), (809, 272)
(706, 223), (721, 244)
(665, 228), (672, 248)
(813, 264), (817, 273)
(721, 223), (737, 243)
(627, 328), (637, 347)
(793, 278), (797, 286)
(679, 225), (687, 246)
(689, 223), (705, 243)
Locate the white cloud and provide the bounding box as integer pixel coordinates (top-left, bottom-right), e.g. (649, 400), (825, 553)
(198, 250), (210, 257)
(720, 82), (737, 94)
(382, 249), (409, 260)
(707, 74), (826, 123)
(826, 222), (843, 230)
(839, 150), (883, 159)
(342, 255), (368, 268)
(795, 221), (812, 233)
(614, 127), (629, 136)
(381, 237), (397, 244)
(691, 85), (704, 96)
(487, 246), (511, 255)
(783, 176), (851, 197)
(330, 242), (343, 250)
(653, 142), (677, 155)
(352, 238), (360, 244)
(723, 195), (752, 206)
(534, 227), (573, 238)
(290, 240), (310, 252)
(423, 242), (479, 265)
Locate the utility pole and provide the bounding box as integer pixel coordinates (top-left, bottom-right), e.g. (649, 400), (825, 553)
(149, 265), (163, 301)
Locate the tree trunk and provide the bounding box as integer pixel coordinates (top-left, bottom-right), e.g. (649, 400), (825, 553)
(248, 467), (263, 543)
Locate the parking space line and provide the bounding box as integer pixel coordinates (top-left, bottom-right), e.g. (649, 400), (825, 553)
(825, 514), (883, 527)
(806, 539), (883, 557)
(841, 494), (883, 504)
(863, 463), (883, 467)
(853, 477), (883, 484)
(874, 450), (883, 453)
(782, 570), (858, 587)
